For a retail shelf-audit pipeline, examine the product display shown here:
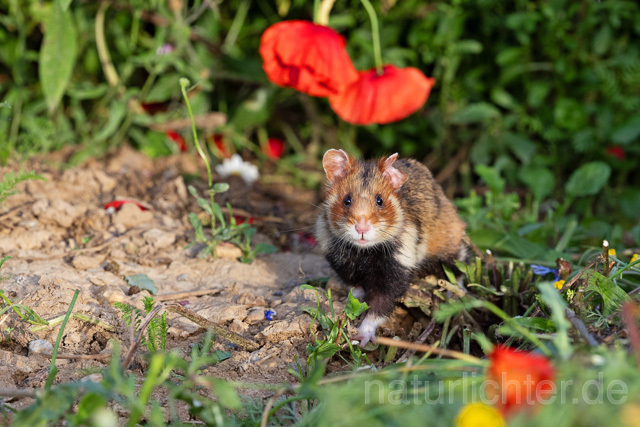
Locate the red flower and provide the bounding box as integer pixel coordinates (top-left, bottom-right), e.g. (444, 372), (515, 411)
(606, 146), (625, 160)
(265, 138), (285, 159)
(104, 200), (148, 211)
(260, 20), (358, 97)
(486, 346), (555, 416)
(233, 215), (256, 225)
(329, 65), (435, 125)
(166, 131), (187, 152)
(209, 134), (231, 158)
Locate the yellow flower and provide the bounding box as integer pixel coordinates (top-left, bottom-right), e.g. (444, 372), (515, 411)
(631, 254), (639, 264)
(554, 280), (565, 290)
(608, 248), (617, 257)
(456, 403), (505, 427)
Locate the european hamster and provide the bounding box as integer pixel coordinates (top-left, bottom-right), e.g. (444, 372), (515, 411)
(315, 149), (470, 347)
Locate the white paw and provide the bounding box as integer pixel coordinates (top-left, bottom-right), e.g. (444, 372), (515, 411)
(353, 314), (385, 348)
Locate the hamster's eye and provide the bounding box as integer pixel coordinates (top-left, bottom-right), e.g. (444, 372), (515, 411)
(343, 194), (351, 207)
(376, 195), (383, 207)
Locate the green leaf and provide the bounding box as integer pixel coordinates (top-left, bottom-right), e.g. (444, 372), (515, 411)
(519, 166), (555, 201)
(453, 40), (483, 54)
(253, 243), (277, 255)
(188, 185), (199, 198)
(188, 212), (205, 242)
(538, 282), (572, 359)
(197, 197), (213, 216)
(503, 132), (536, 164)
(475, 164), (505, 193)
(450, 102), (501, 125)
(565, 161), (611, 197)
(0, 256), (10, 269)
(498, 317), (556, 335)
(344, 290), (368, 320)
(612, 115), (640, 145)
(593, 25), (612, 56)
(554, 98), (587, 131)
(213, 182), (230, 193)
(92, 101), (126, 142)
(60, 0), (73, 10)
(210, 350), (231, 363)
(125, 274), (157, 295)
(301, 306), (333, 330)
(39, 1), (78, 112)
(209, 378), (240, 409)
(310, 340), (341, 360)
(585, 271), (631, 316)
(229, 88), (271, 131)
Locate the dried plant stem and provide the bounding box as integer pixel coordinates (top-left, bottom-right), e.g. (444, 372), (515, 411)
(398, 319), (437, 363)
(166, 304), (260, 351)
(565, 307), (598, 347)
(375, 336), (483, 365)
(121, 305), (163, 370)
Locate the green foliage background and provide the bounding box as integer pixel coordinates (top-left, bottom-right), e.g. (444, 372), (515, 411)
(0, 0), (639, 236)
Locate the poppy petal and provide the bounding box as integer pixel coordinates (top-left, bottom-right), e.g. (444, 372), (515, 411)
(265, 138), (285, 159)
(329, 65), (435, 125)
(260, 20), (358, 97)
(487, 346), (555, 415)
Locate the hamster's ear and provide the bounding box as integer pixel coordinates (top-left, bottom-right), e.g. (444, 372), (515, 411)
(322, 149), (352, 183)
(380, 153), (408, 189)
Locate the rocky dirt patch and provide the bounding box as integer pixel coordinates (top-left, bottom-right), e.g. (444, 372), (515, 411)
(0, 148), (339, 398)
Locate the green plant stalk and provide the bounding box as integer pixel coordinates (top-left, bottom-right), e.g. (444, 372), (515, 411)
(222, 0), (249, 51)
(180, 78), (216, 231)
(359, 0), (383, 74)
(611, 259), (640, 280)
(95, 1), (120, 89)
(315, 0), (337, 26)
(45, 290), (79, 390)
(479, 300), (551, 356)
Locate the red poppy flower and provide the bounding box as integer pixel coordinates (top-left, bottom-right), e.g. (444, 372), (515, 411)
(486, 346), (555, 416)
(233, 215), (256, 225)
(265, 138), (285, 159)
(260, 20), (358, 97)
(606, 146), (625, 160)
(166, 131), (187, 152)
(329, 65), (435, 125)
(104, 200), (148, 211)
(209, 134), (231, 158)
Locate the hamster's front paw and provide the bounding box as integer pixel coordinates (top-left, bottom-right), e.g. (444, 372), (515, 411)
(353, 314), (385, 348)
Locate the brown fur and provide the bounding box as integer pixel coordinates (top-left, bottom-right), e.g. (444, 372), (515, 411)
(316, 150), (470, 345)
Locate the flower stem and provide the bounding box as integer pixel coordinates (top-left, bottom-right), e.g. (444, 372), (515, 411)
(315, 0), (336, 26)
(359, 0), (383, 75)
(180, 78), (216, 230)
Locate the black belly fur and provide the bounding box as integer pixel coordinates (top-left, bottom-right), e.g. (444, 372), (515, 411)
(325, 236), (464, 317)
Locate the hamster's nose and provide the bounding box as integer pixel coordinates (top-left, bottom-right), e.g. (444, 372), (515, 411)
(355, 220), (371, 234)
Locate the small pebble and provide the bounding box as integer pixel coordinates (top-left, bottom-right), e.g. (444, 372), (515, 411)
(28, 339), (53, 356)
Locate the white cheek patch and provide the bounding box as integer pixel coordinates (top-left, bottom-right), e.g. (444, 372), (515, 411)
(457, 244), (468, 262)
(315, 214), (330, 252)
(394, 224), (421, 269)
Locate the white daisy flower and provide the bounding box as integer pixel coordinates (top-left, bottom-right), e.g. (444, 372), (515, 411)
(215, 154), (259, 185)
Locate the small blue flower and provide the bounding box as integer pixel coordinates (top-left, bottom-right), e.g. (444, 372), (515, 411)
(264, 310), (276, 321)
(531, 264), (559, 281)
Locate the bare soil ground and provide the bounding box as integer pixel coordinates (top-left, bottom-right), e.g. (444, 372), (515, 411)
(0, 147), (429, 417)
(0, 147), (330, 401)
